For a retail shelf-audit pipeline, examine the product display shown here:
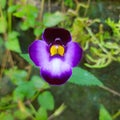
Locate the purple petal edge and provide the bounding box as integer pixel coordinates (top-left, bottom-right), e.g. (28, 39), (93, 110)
(65, 41), (83, 67)
(29, 40), (49, 67)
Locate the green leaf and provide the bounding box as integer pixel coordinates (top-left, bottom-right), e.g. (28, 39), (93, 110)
(13, 81), (36, 101)
(4, 67), (27, 85)
(43, 12), (65, 27)
(34, 27), (44, 37)
(35, 107), (48, 120)
(14, 5), (38, 30)
(5, 31), (21, 53)
(64, 0), (75, 8)
(0, 112), (14, 120)
(69, 67), (103, 86)
(0, 0), (6, 9)
(38, 91), (54, 110)
(13, 8), (25, 18)
(31, 76), (50, 90)
(99, 105), (112, 120)
(8, 5), (20, 13)
(14, 110), (28, 120)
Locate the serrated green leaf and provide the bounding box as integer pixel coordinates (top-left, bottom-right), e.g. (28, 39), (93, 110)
(43, 12), (65, 27)
(69, 67), (103, 86)
(35, 107), (48, 120)
(38, 91), (54, 110)
(99, 105), (112, 120)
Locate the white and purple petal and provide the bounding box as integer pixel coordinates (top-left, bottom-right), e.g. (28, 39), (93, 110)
(42, 28), (72, 45)
(64, 41), (83, 67)
(29, 40), (49, 67)
(40, 57), (72, 85)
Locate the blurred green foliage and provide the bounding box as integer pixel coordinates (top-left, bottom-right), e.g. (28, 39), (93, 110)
(99, 105), (112, 120)
(0, 0), (120, 119)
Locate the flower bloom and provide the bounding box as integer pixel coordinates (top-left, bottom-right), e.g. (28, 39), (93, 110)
(29, 28), (83, 85)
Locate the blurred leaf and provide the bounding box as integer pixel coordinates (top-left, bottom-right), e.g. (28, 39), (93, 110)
(14, 10), (25, 18)
(13, 75), (50, 101)
(13, 81), (36, 101)
(0, 112), (14, 120)
(0, 17), (7, 33)
(31, 75), (50, 90)
(20, 21), (31, 30)
(14, 110), (28, 120)
(34, 27), (44, 37)
(35, 107), (48, 120)
(64, 0), (75, 8)
(69, 67), (103, 86)
(38, 91), (54, 110)
(99, 105), (112, 120)
(13, 7), (26, 18)
(5, 31), (21, 53)
(8, 5), (20, 13)
(4, 67), (27, 85)
(20, 53), (34, 65)
(14, 5), (38, 30)
(0, 0), (6, 9)
(43, 12), (65, 27)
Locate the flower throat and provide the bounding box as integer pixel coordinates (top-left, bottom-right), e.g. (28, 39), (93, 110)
(50, 44), (64, 56)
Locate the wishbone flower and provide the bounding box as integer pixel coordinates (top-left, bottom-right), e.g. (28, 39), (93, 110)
(29, 28), (83, 85)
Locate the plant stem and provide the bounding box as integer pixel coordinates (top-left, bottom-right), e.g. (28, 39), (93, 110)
(39, 0), (45, 21)
(112, 110), (120, 120)
(84, 0), (91, 16)
(8, 0), (13, 33)
(18, 100), (36, 120)
(48, 0), (51, 12)
(100, 85), (120, 97)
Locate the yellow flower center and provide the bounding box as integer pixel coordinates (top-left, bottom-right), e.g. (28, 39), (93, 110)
(50, 45), (65, 56)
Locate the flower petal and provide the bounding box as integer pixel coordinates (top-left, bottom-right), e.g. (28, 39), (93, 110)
(65, 42), (83, 67)
(29, 40), (49, 66)
(40, 57), (72, 85)
(42, 28), (71, 45)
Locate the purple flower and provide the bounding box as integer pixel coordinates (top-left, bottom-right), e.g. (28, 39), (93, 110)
(29, 28), (83, 85)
